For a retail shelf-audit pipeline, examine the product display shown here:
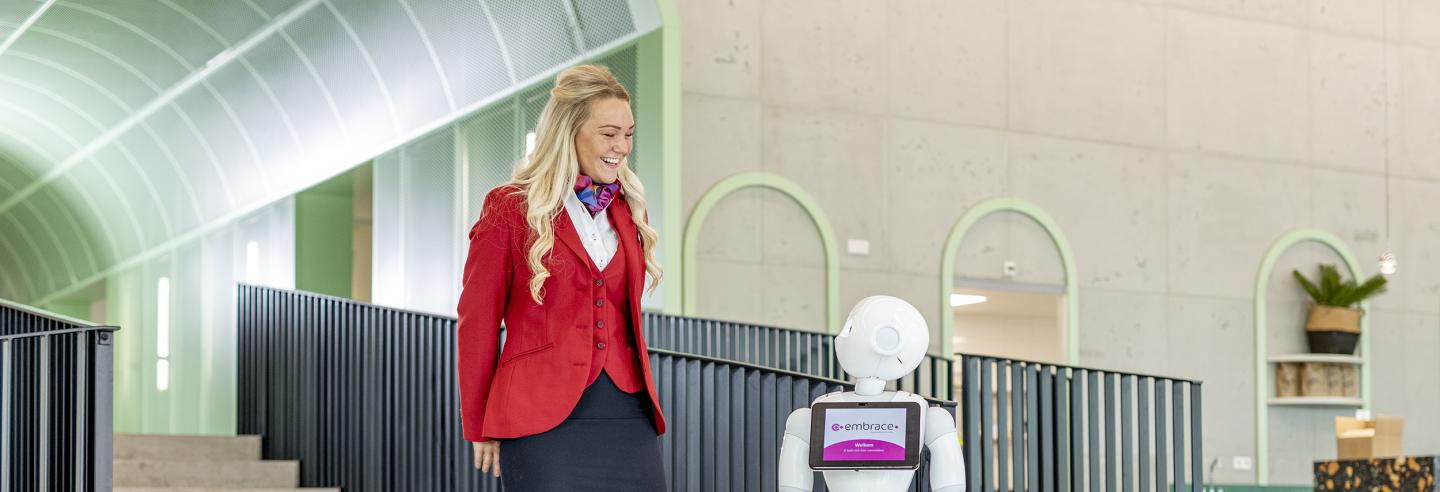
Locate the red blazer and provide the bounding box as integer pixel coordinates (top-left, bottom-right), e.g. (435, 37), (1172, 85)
(457, 185), (667, 441)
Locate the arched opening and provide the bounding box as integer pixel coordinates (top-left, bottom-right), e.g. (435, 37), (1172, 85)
(683, 172), (840, 332)
(1252, 228), (1370, 485)
(940, 198), (1078, 364)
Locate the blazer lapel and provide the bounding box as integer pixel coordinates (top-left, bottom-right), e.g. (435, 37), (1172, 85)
(553, 206), (592, 271)
(609, 197), (644, 302)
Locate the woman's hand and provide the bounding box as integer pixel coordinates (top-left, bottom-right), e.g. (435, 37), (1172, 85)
(473, 440), (501, 477)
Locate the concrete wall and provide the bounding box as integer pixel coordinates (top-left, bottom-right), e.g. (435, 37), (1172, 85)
(678, 0), (1440, 484)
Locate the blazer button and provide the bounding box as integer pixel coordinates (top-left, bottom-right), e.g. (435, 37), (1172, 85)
(595, 279), (604, 287)
(595, 299), (604, 308)
(596, 342), (606, 350)
(596, 320), (605, 329)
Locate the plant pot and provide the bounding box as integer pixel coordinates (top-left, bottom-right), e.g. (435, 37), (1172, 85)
(1305, 304), (1361, 354)
(1307, 330), (1360, 355)
(1305, 305), (1361, 333)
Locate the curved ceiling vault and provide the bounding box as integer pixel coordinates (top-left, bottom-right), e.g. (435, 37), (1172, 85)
(0, 0), (659, 303)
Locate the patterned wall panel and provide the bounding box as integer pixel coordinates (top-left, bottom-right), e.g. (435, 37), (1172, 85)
(0, 0), (660, 304)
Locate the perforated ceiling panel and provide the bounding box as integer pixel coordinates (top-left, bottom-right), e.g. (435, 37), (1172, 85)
(0, 0), (660, 302)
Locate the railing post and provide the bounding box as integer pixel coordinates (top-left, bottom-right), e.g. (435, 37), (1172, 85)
(40, 335), (49, 492)
(93, 330), (113, 492)
(961, 356), (981, 491)
(1173, 380), (1184, 492)
(1056, 367), (1069, 492)
(1190, 383), (1203, 492)
(75, 333), (87, 490)
(1105, 372), (1116, 492)
(979, 359), (993, 492)
(1121, 375), (1133, 492)
(1155, 380), (1167, 492)
(1139, 376), (1151, 492)
(1, 339), (9, 492)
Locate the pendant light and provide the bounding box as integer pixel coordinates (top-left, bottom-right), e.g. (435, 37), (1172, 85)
(1379, 7), (1398, 276)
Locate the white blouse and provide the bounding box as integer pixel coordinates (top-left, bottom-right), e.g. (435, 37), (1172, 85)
(562, 190), (619, 270)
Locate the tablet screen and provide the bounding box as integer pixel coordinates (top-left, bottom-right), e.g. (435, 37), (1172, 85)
(822, 407), (908, 460)
(809, 401), (922, 470)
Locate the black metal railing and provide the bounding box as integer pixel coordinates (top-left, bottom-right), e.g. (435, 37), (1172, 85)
(0, 298), (117, 492)
(958, 354), (1204, 492)
(236, 285), (957, 491)
(642, 312), (953, 400)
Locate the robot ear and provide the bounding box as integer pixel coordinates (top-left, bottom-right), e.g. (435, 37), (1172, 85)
(871, 324), (904, 356)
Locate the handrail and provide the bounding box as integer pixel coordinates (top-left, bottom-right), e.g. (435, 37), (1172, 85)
(647, 346), (955, 408)
(643, 308), (956, 360)
(957, 351), (1203, 386)
(0, 325), (119, 341)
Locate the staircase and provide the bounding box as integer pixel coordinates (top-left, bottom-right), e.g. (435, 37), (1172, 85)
(114, 434), (338, 491)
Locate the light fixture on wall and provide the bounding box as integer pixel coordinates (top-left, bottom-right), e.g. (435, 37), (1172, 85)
(1379, 10), (1398, 276)
(156, 276), (171, 392)
(950, 294), (987, 307)
(245, 241), (261, 284)
(156, 359), (169, 392)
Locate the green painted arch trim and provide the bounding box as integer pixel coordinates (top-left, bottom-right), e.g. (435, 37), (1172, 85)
(681, 172), (841, 333)
(1253, 228), (1369, 485)
(939, 197), (1080, 364)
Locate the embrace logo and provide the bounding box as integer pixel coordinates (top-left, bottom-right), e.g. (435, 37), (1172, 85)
(837, 422), (898, 432)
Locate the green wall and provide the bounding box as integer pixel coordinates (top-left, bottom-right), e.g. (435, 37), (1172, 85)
(295, 172), (356, 298)
(42, 299), (91, 321)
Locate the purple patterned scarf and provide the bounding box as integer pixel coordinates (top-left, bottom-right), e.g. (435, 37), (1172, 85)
(574, 174), (621, 216)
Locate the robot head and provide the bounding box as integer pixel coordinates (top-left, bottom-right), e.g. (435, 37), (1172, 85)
(834, 295), (930, 383)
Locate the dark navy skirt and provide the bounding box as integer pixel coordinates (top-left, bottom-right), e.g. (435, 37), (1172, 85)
(498, 372), (667, 491)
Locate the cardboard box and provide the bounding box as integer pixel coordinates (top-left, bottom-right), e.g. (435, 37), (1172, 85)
(1335, 416), (1404, 460)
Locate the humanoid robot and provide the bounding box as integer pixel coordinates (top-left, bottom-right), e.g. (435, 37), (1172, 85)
(779, 296), (966, 492)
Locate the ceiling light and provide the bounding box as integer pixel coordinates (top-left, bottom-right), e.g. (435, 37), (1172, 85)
(950, 294), (987, 307)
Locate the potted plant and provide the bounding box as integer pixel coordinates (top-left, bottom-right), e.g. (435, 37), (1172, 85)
(1292, 264), (1388, 354)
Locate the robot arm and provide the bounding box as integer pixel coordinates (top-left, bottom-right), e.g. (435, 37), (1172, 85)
(779, 408), (813, 492)
(924, 406), (965, 492)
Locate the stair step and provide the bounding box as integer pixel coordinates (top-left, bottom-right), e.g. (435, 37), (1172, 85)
(114, 434), (262, 461)
(113, 460), (299, 488)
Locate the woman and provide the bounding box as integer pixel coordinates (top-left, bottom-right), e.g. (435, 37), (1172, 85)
(456, 65), (668, 491)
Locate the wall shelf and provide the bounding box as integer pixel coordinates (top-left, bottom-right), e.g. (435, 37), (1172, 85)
(1268, 397), (1364, 407)
(1267, 354), (1363, 406)
(1267, 354), (1362, 365)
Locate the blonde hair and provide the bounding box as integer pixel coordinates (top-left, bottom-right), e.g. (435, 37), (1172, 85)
(506, 65), (662, 305)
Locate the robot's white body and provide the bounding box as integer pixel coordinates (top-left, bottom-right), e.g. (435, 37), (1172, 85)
(777, 296), (967, 492)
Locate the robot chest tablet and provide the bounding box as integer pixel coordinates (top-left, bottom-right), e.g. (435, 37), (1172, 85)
(808, 401), (923, 471)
